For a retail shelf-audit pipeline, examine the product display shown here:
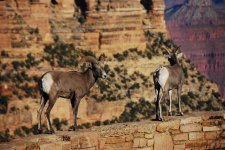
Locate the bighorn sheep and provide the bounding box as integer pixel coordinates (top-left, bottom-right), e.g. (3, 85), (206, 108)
(152, 48), (185, 121)
(37, 56), (107, 133)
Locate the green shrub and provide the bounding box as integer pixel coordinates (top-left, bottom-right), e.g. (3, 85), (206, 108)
(25, 53), (40, 68)
(0, 129), (11, 142)
(187, 91), (195, 99)
(24, 105), (30, 110)
(103, 120), (110, 125)
(146, 51), (152, 59)
(197, 75), (204, 82)
(118, 98), (155, 122)
(1, 51), (9, 57)
(53, 118), (68, 130)
(181, 94), (189, 105)
(43, 42), (79, 67)
(81, 50), (95, 57)
(144, 31), (154, 38)
(191, 79), (195, 83)
(93, 121), (101, 126)
(14, 128), (24, 137)
(12, 61), (21, 70)
(113, 53), (126, 62)
(130, 83), (140, 90)
(212, 91), (220, 99)
(97, 80), (109, 93)
(114, 67), (121, 73)
(183, 68), (188, 78)
(10, 106), (17, 112)
(0, 95), (8, 114)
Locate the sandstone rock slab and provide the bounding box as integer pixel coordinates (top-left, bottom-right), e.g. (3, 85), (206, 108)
(154, 133), (173, 150)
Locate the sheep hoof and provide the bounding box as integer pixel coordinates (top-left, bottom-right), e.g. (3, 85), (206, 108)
(168, 112), (173, 116)
(158, 118), (163, 121)
(178, 112), (184, 116)
(73, 127), (79, 131)
(46, 129), (55, 134)
(154, 116), (163, 121)
(37, 129), (42, 134)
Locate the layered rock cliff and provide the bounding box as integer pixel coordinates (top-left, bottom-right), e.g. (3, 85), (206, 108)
(0, 0), (224, 141)
(0, 0), (51, 49)
(166, 0), (225, 98)
(0, 0), (167, 53)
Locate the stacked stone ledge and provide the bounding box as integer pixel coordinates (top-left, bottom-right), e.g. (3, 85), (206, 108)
(1, 111), (225, 150)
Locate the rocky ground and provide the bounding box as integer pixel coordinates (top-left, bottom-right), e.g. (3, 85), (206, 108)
(0, 111), (225, 150)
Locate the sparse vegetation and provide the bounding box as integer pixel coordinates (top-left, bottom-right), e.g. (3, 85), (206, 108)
(0, 129), (11, 142)
(53, 118), (68, 130)
(1, 31), (225, 141)
(0, 95), (8, 114)
(43, 42), (79, 67)
(118, 98), (155, 122)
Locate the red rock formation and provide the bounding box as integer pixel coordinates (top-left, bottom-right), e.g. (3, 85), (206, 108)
(166, 0), (225, 99)
(165, 0), (186, 9)
(0, 0), (168, 53)
(0, 0), (51, 50)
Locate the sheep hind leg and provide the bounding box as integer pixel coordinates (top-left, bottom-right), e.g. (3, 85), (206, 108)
(37, 95), (48, 134)
(45, 94), (57, 134)
(158, 94), (164, 121)
(155, 88), (160, 120)
(177, 87), (183, 116)
(168, 90), (173, 116)
(155, 91), (164, 121)
(158, 89), (167, 121)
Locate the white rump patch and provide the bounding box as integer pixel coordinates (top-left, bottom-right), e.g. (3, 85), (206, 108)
(42, 73), (53, 94)
(158, 67), (169, 89)
(176, 53), (183, 59)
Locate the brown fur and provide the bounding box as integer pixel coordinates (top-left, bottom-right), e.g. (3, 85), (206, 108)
(37, 56), (106, 133)
(153, 52), (185, 121)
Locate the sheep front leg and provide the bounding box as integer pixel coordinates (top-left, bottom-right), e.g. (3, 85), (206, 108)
(168, 90), (173, 116)
(73, 98), (81, 131)
(155, 88), (160, 120)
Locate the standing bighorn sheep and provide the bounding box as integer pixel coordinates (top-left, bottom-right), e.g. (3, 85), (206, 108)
(152, 48), (185, 121)
(37, 56), (107, 133)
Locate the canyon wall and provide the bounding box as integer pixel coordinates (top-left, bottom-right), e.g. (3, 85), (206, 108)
(0, 0), (51, 50)
(0, 0), (167, 53)
(1, 111), (225, 150)
(51, 0), (167, 53)
(166, 0), (225, 98)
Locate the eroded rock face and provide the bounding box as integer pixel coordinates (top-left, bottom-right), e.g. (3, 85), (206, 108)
(166, 0), (225, 98)
(188, 0), (212, 6)
(0, 0), (51, 50)
(0, 0), (168, 52)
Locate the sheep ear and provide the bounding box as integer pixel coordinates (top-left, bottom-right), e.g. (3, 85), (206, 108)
(85, 62), (92, 68)
(98, 54), (106, 62)
(176, 53), (183, 59)
(164, 54), (171, 58)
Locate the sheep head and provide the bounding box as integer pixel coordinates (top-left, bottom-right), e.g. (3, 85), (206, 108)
(80, 55), (107, 79)
(163, 46), (183, 65)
